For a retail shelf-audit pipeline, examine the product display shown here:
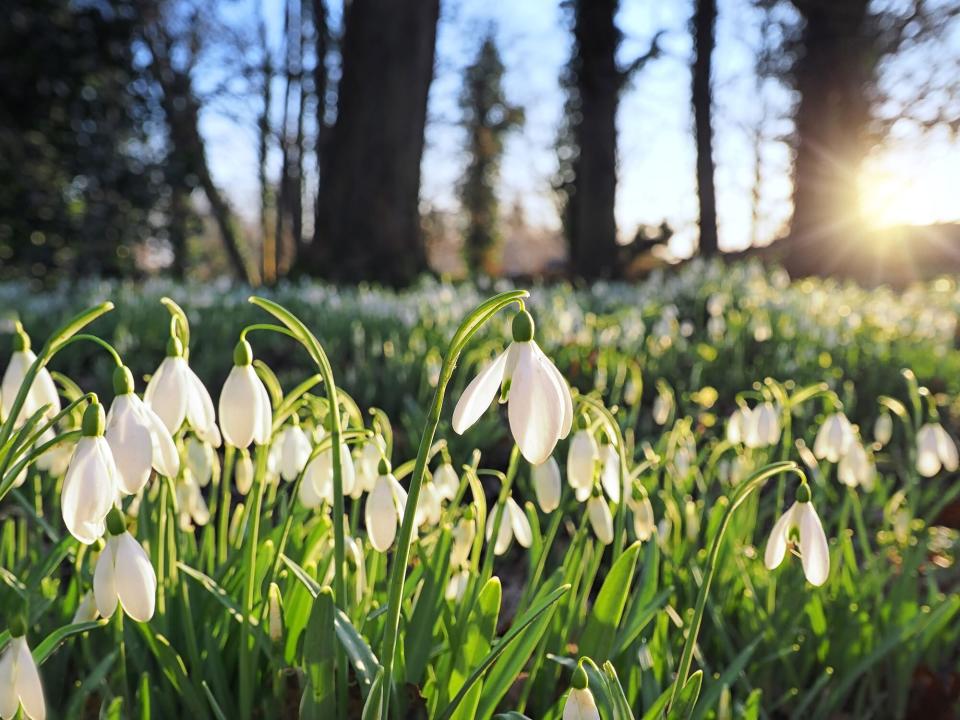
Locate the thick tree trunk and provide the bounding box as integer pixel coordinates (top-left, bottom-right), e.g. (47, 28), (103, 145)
(692, 0), (719, 257)
(785, 0), (873, 277)
(302, 0), (439, 285)
(310, 0), (328, 251)
(568, 0), (620, 279)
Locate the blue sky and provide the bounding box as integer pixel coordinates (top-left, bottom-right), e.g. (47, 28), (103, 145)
(200, 0), (960, 258)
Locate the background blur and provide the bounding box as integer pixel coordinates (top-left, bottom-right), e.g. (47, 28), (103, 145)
(3, 0), (960, 288)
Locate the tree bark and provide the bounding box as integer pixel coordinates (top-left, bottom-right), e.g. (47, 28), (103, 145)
(692, 0), (719, 256)
(567, 0), (620, 279)
(257, 16), (275, 284)
(785, 0), (873, 276)
(302, 0), (440, 285)
(310, 0), (329, 252)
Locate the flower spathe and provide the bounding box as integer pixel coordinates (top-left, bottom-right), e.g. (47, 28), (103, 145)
(94, 523), (157, 622)
(0, 635), (45, 720)
(532, 456), (561, 513)
(452, 310), (573, 465)
(916, 422), (959, 478)
(61, 402), (121, 545)
(218, 340), (272, 449)
(106, 367), (179, 495)
(144, 338), (221, 447)
(0, 327), (60, 428)
(764, 491), (829, 586)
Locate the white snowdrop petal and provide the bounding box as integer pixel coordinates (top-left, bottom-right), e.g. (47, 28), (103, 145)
(144, 357), (188, 435)
(535, 342), (573, 439)
(235, 454), (254, 496)
(0, 641), (19, 719)
(366, 476), (397, 552)
(252, 376), (273, 445)
(508, 344), (564, 465)
(797, 503), (830, 586)
(115, 533), (157, 622)
(219, 366), (261, 449)
(916, 425), (941, 477)
(935, 425), (959, 472)
(280, 426), (311, 481)
(567, 431), (598, 492)
(588, 496), (613, 545)
(93, 539), (119, 620)
(764, 502), (796, 570)
(185, 365), (220, 447)
(105, 396), (154, 495)
(452, 350), (508, 434)
(563, 687), (600, 720)
(600, 445), (620, 503)
(532, 457), (561, 513)
(141, 399), (180, 478)
(507, 497), (533, 548)
(15, 638), (44, 720)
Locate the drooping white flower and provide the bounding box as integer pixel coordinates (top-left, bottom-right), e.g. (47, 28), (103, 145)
(628, 492), (655, 541)
(354, 438), (385, 495)
(185, 436), (216, 487)
(416, 480), (443, 528)
(563, 666), (599, 720)
(144, 337), (221, 447)
(268, 583), (283, 643)
(587, 494), (613, 545)
(652, 392), (671, 426)
(813, 412), (853, 463)
(744, 402), (781, 449)
(916, 422), (959, 478)
(764, 489), (829, 586)
(61, 401), (121, 545)
(452, 310), (573, 465)
(838, 439), (876, 490)
(1, 326), (60, 428)
(445, 569), (470, 602)
(235, 451), (254, 496)
(218, 340), (272, 449)
(93, 512), (157, 623)
(532, 456), (561, 513)
(873, 412), (893, 447)
(278, 424), (311, 482)
(598, 440), (620, 503)
(0, 633), (45, 720)
(726, 406), (751, 445)
(365, 469), (407, 552)
(433, 462), (461, 501)
(450, 515), (476, 568)
(71, 593), (100, 624)
(105, 366), (179, 495)
(567, 426), (598, 502)
(175, 471), (211, 529)
(302, 443), (357, 505)
(487, 497), (533, 556)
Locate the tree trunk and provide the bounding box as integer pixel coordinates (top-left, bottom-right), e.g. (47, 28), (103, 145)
(692, 0), (719, 256)
(785, 0), (873, 277)
(303, 0), (440, 285)
(310, 0), (329, 251)
(568, 0), (620, 279)
(258, 16), (275, 284)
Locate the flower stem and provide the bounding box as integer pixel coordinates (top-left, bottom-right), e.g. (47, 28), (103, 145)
(239, 447), (269, 720)
(667, 460), (805, 713)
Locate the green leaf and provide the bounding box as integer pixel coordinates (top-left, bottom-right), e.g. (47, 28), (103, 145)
(449, 577), (501, 720)
(300, 586), (337, 719)
(580, 541), (641, 663)
(34, 619), (108, 664)
(667, 671), (703, 720)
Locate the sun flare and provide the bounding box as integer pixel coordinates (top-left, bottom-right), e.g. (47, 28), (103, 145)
(858, 145), (960, 228)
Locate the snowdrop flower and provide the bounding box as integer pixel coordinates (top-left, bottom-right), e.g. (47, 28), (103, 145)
(0, 623), (45, 720)
(744, 402), (780, 449)
(365, 462), (407, 552)
(563, 663), (600, 720)
(916, 422), (959, 478)
(433, 461), (461, 501)
(838, 439), (875, 490)
(1, 325), (59, 427)
(873, 412), (893, 447)
(487, 497), (533, 556)
(416, 480), (443, 528)
(726, 407), (751, 444)
(71, 593), (99, 624)
(445, 569), (470, 602)
(567, 421), (598, 502)
(450, 514), (476, 568)
(176, 472), (210, 529)
(532, 456), (561, 512)
(234, 451), (254, 496)
(587, 491), (613, 545)
(185, 436), (216, 487)
(764, 485), (829, 586)
(268, 583), (283, 643)
(652, 391), (672, 426)
(452, 310), (573, 465)
(813, 412), (853, 463)
(61, 401), (121, 545)
(598, 439), (620, 503)
(628, 490), (655, 541)
(354, 438), (385, 495)
(218, 340), (272, 449)
(301, 443), (356, 506)
(145, 336), (220, 446)
(278, 423), (311, 482)
(94, 509), (157, 622)
(105, 366), (179, 495)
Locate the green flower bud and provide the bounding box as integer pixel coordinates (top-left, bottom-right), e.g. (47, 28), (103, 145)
(81, 399), (105, 437)
(106, 506), (126, 536)
(12, 324), (30, 352)
(511, 310), (535, 343)
(233, 339), (253, 366)
(166, 335), (184, 357)
(113, 365), (135, 395)
(795, 483), (812, 504)
(571, 661), (589, 690)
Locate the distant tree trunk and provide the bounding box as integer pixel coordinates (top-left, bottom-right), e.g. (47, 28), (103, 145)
(310, 0), (329, 252)
(567, 0), (620, 279)
(692, 0), (719, 256)
(257, 15), (275, 284)
(785, 0), (873, 276)
(289, 12), (306, 269)
(169, 181), (189, 279)
(142, 31), (252, 283)
(303, 0), (440, 285)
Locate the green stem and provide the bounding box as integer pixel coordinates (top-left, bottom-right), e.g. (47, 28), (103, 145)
(377, 289), (528, 718)
(115, 610), (132, 713)
(239, 447), (268, 720)
(55, 333), (124, 367)
(667, 460), (805, 712)
(217, 445), (236, 566)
